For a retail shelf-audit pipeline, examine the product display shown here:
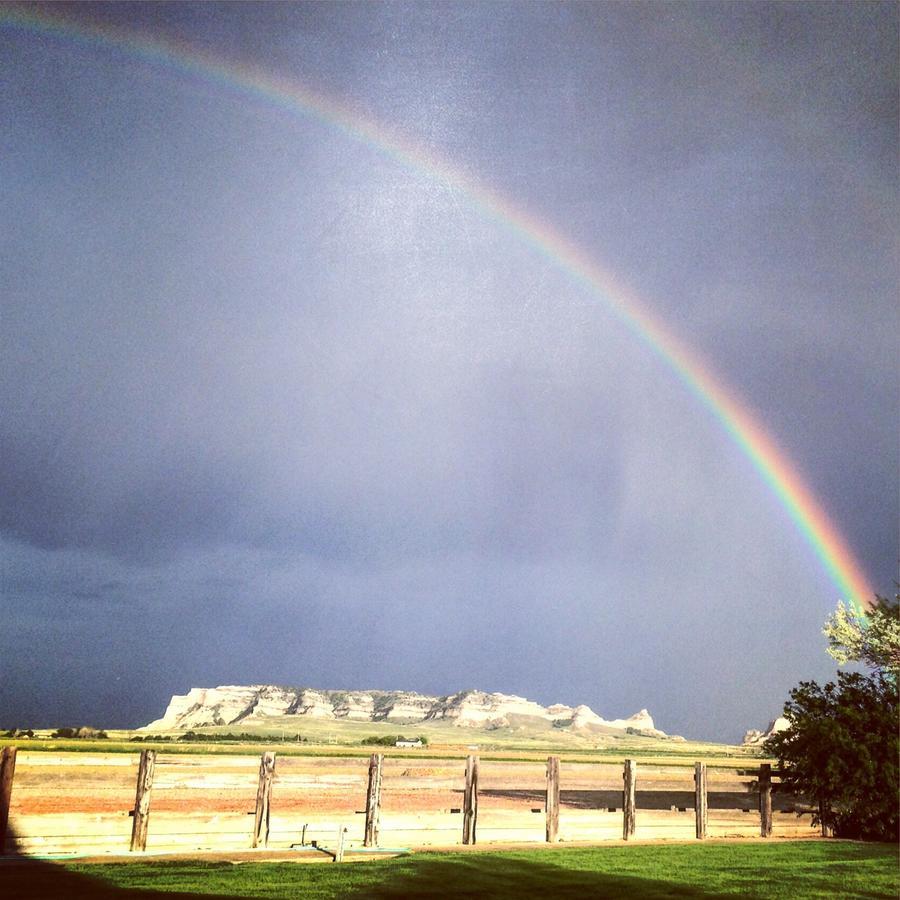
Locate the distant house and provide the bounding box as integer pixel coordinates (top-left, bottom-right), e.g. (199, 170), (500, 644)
(395, 738), (423, 748)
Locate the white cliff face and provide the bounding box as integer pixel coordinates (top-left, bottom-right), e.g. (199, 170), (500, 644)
(428, 691), (551, 727)
(378, 692), (440, 721)
(332, 692), (375, 720)
(568, 705), (665, 736)
(142, 684), (669, 737)
(293, 690), (336, 718)
(569, 704), (606, 729)
(249, 686), (302, 719)
(143, 685), (261, 730)
(743, 716), (790, 745)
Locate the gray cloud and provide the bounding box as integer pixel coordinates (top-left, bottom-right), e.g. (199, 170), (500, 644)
(0, 2), (895, 739)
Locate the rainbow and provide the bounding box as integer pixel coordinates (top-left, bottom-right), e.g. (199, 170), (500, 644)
(1, 5), (874, 614)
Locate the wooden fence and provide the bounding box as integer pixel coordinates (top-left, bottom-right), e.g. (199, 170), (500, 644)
(0, 747), (821, 857)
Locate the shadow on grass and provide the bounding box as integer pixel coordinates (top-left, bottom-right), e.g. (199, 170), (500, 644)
(1, 860), (250, 900)
(338, 853), (728, 899)
(1, 825), (242, 900)
(2, 855), (728, 900)
(4, 828), (897, 900)
(0, 820), (725, 900)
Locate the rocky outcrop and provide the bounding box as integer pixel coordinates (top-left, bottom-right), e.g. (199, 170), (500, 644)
(743, 716), (790, 745)
(377, 692), (440, 721)
(425, 690), (551, 728)
(567, 705), (666, 736)
(143, 684), (670, 737)
(145, 686), (261, 730)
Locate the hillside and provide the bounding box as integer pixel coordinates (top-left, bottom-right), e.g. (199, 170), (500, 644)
(143, 685), (683, 742)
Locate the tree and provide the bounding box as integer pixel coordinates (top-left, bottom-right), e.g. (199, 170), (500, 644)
(823, 593), (900, 675)
(764, 670), (898, 840)
(765, 590), (900, 840)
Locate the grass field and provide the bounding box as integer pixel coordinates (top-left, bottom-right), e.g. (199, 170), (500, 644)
(3, 841), (896, 899)
(0, 727), (763, 766)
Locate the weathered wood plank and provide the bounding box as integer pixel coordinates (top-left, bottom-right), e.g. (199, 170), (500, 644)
(363, 753), (383, 847)
(0, 747), (18, 852)
(129, 749), (156, 852)
(13, 753), (135, 767)
(694, 761), (708, 839)
(462, 754), (479, 845)
(759, 763), (772, 838)
(251, 751), (276, 848)
(622, 759), (636, 840)
(818, 798), (833, 837)
(6, 749), (817, 856)
(545, 756), (560, 843)
(146, 833), (254, 851)
(12, 813), (134, 838)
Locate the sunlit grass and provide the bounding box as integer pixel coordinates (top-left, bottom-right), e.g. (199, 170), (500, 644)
(0, 730), (763, 766)
(5, 841), (896, 900)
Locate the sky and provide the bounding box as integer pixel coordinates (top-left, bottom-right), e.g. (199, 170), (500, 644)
(1, 1), (897, 742)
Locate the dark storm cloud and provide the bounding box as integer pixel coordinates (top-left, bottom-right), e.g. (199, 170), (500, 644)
(1, 2), (896, 738)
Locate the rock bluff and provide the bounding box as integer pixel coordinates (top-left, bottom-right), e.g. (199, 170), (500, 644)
(742, 716), (790, 746)
(143, 685), (670, 737)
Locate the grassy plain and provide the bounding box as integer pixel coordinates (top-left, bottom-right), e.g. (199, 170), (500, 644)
(1, 714), (764, 766)
(3, 841), (897, 899)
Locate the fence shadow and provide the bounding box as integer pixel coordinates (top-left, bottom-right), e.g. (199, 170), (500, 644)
(340, 852), (732, 899)
(477, 788), (802, 812)
(1, 825), (244, 900)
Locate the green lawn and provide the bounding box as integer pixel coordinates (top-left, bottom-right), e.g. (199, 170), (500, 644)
(3, 842), (897, 899)
(0, 841), (900, 900)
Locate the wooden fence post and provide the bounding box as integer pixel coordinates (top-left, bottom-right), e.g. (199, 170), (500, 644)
(818, 798), (833, 837)
(694, 761), (708, 839)
(759, 764), (772, 838)
(335, 825), (346, 863)
(0, 746), (17, 854)
(129, 749), (156, 852)
(364, 753), (383, 847)
(623, 759), (636, 840)
(462, 754), (479, 845)
(252, 751), (276, 848)
(545, 755), (560, 842)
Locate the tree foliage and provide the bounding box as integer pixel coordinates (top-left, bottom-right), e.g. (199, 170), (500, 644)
(823, 593), (900, 675)
(360, 734), (428, 746)
(765, 670), (898, 841)
(50, 726), (108, 739)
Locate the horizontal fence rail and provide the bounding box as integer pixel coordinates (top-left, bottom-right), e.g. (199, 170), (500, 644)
(1, 748), (822, 858)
